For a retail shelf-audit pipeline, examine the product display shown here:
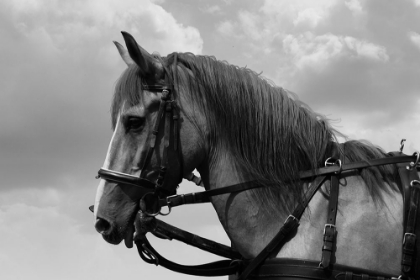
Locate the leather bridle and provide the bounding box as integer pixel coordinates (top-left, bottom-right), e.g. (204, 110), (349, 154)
(97, 54), (184, 216)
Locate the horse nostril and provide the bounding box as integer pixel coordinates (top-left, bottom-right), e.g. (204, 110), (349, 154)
(95, 217), (112, 235)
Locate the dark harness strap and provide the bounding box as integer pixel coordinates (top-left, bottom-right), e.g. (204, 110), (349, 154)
(321, 168), (340, 269)
(391, 152), (420, 279)
(248, 258), (396, 280)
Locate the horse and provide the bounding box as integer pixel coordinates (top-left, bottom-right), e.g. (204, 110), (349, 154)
(93, 31), (420, 279)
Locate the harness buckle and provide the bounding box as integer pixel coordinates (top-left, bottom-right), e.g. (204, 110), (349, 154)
(323, 224), (336, 235)
(325, 158), (342, 174)
(403, 233), (416, 245)
(284, 215), (299, 225)
(410, 180), (420, 188)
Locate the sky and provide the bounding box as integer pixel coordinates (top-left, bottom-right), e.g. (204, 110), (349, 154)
(1, 0), (420, 279)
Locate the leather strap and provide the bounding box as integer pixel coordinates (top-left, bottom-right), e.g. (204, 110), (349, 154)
(137, 238), (241, 277)
(321, 173), (339, 269)
(249, 258), (396, 280)
(300, 155), (416, 179)
(136, 212), (242, 260)
(388, 152), (420, 279)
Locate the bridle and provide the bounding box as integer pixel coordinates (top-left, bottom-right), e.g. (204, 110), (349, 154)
(92, 54), (420, 279)
(96, 54), (185, 216)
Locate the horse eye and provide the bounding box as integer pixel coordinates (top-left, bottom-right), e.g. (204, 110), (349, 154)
(125, 117), (144, 132)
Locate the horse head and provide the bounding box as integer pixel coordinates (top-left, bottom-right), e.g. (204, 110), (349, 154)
(94, 32), (206, 248)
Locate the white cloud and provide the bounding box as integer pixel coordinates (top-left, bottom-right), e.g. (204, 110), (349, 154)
(344, 36), (389, 61)
(408, 31), (420, 51)
(4, 0), (203, 55)
(238, 10), (263, 40)
(217, 20), (235, 37)
(345, 0), (363, 15)
(283, 33), (342, 71)
(283, 32), (388, 71)
(293, 8), (327, 28)
(201, 5), (222, 15)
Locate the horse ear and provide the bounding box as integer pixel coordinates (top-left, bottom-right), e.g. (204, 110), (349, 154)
(113, 41), (135, 66)
(120, 31), (162, 78)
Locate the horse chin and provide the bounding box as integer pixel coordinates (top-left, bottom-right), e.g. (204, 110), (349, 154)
(100, 209), (138, 248)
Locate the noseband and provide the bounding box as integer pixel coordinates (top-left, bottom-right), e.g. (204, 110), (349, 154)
(97, 54), (183, 214)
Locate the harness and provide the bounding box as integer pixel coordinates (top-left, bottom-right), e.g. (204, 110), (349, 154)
(92, 54), (420, 279)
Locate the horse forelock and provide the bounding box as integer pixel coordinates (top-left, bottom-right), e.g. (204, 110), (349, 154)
(111, 64), (145, 129)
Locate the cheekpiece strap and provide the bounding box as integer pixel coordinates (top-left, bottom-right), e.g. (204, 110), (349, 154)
(320, 158), (341, 269)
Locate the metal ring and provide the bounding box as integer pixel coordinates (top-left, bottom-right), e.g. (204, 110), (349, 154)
(140, 192), (161, 217)
(410, 180), (420, 188)
(325, 158), (342, 174)
(325, 157), (333, 167)
(159, 205), (172, 216)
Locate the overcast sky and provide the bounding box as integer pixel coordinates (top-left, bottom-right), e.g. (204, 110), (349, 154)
(1, 0), (420, 279)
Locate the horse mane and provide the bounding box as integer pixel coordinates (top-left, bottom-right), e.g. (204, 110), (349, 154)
(111, 53), (400, 214)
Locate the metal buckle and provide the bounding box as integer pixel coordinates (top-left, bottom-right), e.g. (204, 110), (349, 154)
(323, 224), (336, 235)
(141, 193), (161, 217)
(284, 215), (299, 225)
(410, 180), (420, 188)
(325, 157), (342, 174)
(403, 233), (416, 245)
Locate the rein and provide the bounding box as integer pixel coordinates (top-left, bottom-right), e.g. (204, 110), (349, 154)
(92, 54), (420, 279)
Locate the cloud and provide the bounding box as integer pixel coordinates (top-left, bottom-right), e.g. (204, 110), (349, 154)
(213, 0), (420, 134)
(4, 0), (203, 55)
(283, 32), (388, 71)
(293, 7), (327, 28)
(409, 31), (420, 51)
(201, 5), (222, 15)
(217, 20), (235, 36)
(344, 0), (363, 15)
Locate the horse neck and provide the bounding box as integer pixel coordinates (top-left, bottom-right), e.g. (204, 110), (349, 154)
(198, 150), (289, 259)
